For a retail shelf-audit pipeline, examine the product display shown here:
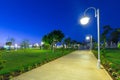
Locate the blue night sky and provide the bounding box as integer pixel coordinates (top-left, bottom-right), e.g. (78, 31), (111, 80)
(0, 0), (120, 45)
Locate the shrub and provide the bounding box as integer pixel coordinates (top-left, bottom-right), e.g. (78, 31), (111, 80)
(0, 47), (5, 50)
(19, 67), (25, 74)
(9, 75), (13, 80)
(0, 54), (6, 70)
(116, 76), (120, 80)
(112, 72), (117, 77)
(108, 68), (112, 73)
(43, 44), (50, 50)
(118, 42), (120, 48)
(0, 75), (4, 80)
(118, 71), (120, 75)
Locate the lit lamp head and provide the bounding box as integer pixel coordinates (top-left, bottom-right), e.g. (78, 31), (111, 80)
(80, 16), (90, 25)
(86, 36), (90, 40)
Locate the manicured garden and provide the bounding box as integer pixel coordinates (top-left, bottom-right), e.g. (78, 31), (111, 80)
(0, 49), (74, 80)
(93, 48), (120, 80)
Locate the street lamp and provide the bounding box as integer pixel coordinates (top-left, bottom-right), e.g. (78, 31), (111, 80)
(80, 17), (90, 25)
(86, 35), (92, 50)
(80, 7), (101, 69)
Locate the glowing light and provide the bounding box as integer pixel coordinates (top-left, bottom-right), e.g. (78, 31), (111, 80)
(41, 42), (44, 45)
(4, 45), (9, 49)
(15, 44), (18, 48)
(34, 43), (39, 47)
(86, 36), (90, 40)
(29, 45), (32, 48)
(80, 17), (90, 25)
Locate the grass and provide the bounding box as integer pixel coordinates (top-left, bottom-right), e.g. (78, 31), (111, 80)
(0, 49), (74, 76)
(104, 49), (120, 72)
(93, 48), (120, 80)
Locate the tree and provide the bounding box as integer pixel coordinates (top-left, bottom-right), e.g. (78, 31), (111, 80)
(10, 38), (15, 45)
(110, 28), (120, 43)
(6, 42), (12, 50)
(101, 25), (113, 49)
(49, 30), (64, 43)
(6, 42), (12, 46)
(101, 25), (112, 42)
(20, 40), (29, 49)
(6, 37), (15, 45)
(71, 40), (77, 48)
(42, 35), (50, 44)
(42, 30), (65, 49)
(6, 37), (15, 50)
(63, 37), (71, 48)
(117, 28), (120, 32)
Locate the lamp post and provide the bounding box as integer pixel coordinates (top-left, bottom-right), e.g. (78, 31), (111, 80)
(80, 7), (101, 69)
(52, 39), (57, 53)
(86, 35), (92, 50)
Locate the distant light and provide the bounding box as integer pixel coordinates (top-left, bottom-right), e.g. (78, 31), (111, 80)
(34, 43), (39, 47)
(10, 45), (14, 48)
(4, 45), (9, 49)
(17, 46), (20, 48)
(29, 45), (32, 48)
(15, 44), (18, 48)
(80, 17), (90, 25)
(86, 36), (90, 40)
(41, 42), (44, 45)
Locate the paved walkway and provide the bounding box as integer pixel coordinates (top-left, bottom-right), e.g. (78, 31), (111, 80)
(13, 50), (112, 80)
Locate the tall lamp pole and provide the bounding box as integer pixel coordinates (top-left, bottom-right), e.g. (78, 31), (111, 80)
(86, 35), (92, 50)
(90, 35), (92, 50)
(80, 7), (101, 69)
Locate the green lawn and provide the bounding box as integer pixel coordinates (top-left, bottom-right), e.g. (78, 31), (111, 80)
(93, 48), (120, 79)
(0, 49), (74, 76)
(104, 49), (120, 72)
